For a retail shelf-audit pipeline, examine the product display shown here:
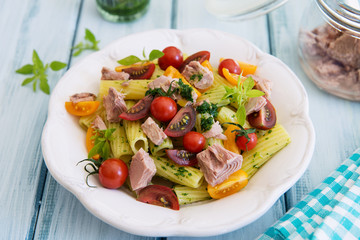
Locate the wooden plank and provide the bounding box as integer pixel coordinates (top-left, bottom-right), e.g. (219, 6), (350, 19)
(0, 0), (82, 239)
(268, 0), (360, 210)
(34, 0), (172, 239)
(169, 0), (285, 239)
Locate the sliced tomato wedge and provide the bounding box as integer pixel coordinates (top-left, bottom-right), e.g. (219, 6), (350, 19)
(179, 51), (210, 72)
(137, 185), (180, 210)
(65, 101), (100, 116)
(119, 95), (154, 121)
(121, 63), (155, 79)
(166, 149), (197, 166)
(247, 97), (276, 130)
(164, 105), (196, 137)
(207, 169), (248, 199)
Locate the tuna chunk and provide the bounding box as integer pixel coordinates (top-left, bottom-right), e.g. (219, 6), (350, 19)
(70, 92), (96, 104)
(327, 34), (360, 69)
(182, 61), (214, 89)
(103, 87), (127, 123)
(148, 75), (177, 93)
(245, 96), (267, 115)
(129, 148), (156, 191)
(92, 115), (107, 130)
(202, 121), (227, 140)
(141, 117), (167, 145)
(250, 75), (272, 99)
(101, 67), (130, 80)
(196, 144), (242, 186)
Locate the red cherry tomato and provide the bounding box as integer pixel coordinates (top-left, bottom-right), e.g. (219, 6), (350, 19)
(218, 59), (241, 78)
(150, 96), (177, 122)
(98, 158), (128, 189)
(158, 46), (183, 70)
(236, 132), (257, 151)
(183, 131), (206, 153)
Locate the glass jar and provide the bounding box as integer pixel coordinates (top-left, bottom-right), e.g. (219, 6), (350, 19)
(96, 0), (150, 22)
(298, 0), (360, 101)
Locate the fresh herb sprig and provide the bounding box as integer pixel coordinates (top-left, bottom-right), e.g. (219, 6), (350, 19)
(223, 122), (256, 143)
(177, 79), (194, 102)
(117, 48), (164, 66)
(88, 128), (116, 160)
(145, 79), (195, 102)
(77, 128), (116, 187)
(222, 76), (264, 126)
(197, 101), (218, 132)
(15, 50), (67, 94)
(145, 80), (177, 97)
(72, 28), (100, 56)
(200, 116), (214, 131)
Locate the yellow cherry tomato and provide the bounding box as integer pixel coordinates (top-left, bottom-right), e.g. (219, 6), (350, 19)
(85, 126), (100, 160)
(207, 169), (248, 199)
(65, 101), (100, 116)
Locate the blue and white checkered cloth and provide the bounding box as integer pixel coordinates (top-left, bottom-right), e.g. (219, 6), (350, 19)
(258, 148), (360, 240)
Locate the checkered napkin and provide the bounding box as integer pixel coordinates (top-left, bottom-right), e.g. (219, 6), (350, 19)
(258, 148), (360, 240)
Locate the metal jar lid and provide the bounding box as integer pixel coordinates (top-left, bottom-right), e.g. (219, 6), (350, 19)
(316, 0), (360, 37)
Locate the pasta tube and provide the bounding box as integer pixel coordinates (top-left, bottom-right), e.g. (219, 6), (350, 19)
(241, 124), (291, 178)
(173, 183), (211, 205)
(99, 80), (152, 100)
(197, 86), (230, 106)
(152, 156), (204, 188)
(150, 137), (173, 157)
(108, 122), (133, 163)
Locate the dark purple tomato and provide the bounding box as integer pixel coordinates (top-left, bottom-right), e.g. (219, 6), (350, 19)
(122, 63), (155, 79)
(183, 131), (205, 153)
(218, 59), (241, 78)
(158, 46), (183, 70)
(164, 105), (196, 137)
(166, 149), (198, 166)
(119, 95), (153, 121)
(137, 185), (180, 210)
(178, 51), (210, 72)
(150, 96), (177, 122)
(247, 98), (276, 130)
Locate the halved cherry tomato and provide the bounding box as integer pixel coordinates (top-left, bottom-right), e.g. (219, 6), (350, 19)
(247, 98), (276, 130)
(98, 158), (128, 189)
(85, 126), (99, 160)
(119, 95), (153, 121)
(218, 59), (240, 78)
(236, 131), (257, 151)
(166, 149), (197, 166)
(223, 125), (241, 155)
(121, 63), (155, 79)
(137, 185), (180, 210)
(183, 131), (205, 153)
(219, 58), (257, 76)
(150, 96), (177, 122)
(207, 169), (248, 199)
(179, 51), (210, 72)
(65, 101), (100, 116)
(164, 105), (196, 137)
(158, 46), (183, 70)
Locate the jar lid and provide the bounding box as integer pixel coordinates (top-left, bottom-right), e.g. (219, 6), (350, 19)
(317, 0), (360, 37)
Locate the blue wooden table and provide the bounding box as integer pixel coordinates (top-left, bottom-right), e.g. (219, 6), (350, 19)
(2, 0), (360, 239)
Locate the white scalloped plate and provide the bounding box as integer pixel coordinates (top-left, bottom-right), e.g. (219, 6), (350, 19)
(41, 29), (315, 237)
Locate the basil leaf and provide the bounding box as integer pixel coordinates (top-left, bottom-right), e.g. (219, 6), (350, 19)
(21, 76), (35, 86)
(236, 105), (246, 126)
(149, 49), (164, 61)
(117, 55), (142, 65)
(50, 61), (67, 71)
(85, 28), (96, 44)
(243, 76), (255, 91)
(142, 47), (146, 59)
(39, 76), (50, 94)
(32, 50), (44, 70)
(102, 142), (110, 160)
(246, 89), (265, 98)
(16, 64), (33, 75)
(88, 142), (103, 158)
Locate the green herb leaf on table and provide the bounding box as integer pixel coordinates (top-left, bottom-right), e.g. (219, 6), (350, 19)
(15, 49), (67, 94)
(117, 48), (164, 65)
(222, 75), (264, 126)
(72, 28), (100, 57)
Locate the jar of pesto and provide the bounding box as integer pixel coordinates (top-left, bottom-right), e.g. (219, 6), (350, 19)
(96, 0), (150, 22)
